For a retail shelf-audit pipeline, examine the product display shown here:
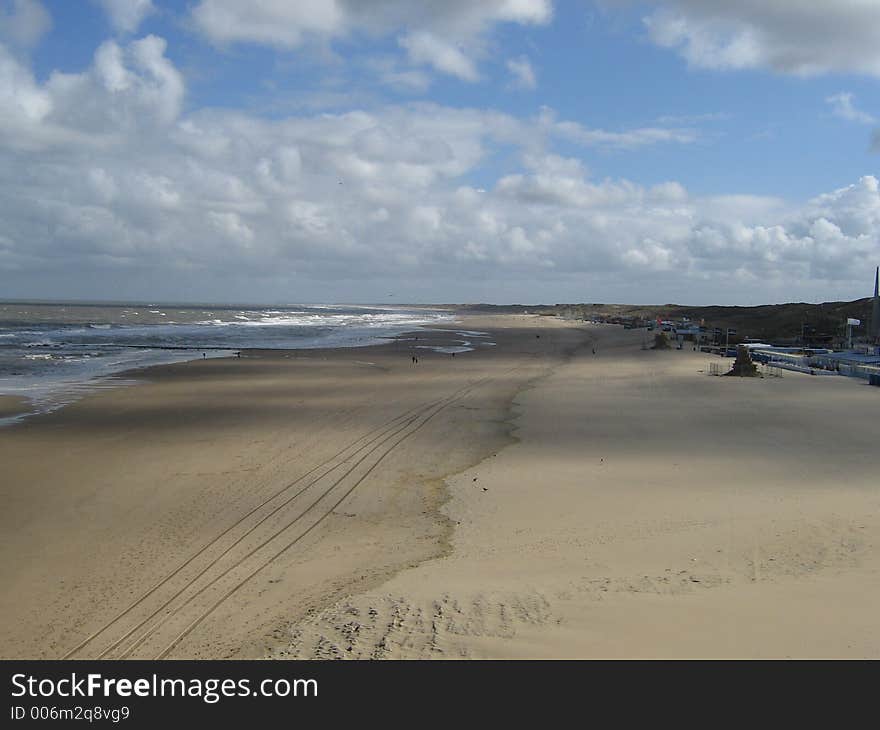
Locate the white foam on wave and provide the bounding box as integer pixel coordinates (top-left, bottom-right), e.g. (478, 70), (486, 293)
(191, 309), (453, 331)
(428, 328), (491, 337)
(0, 305), (455, 426)
(416, 345), (474, 354)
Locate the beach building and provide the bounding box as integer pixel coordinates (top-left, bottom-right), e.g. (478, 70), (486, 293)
(673, 325), (702, 342)
(811, 350), (880, 378)
(746, 269), (880, 380)
(749, 345), (880, 380)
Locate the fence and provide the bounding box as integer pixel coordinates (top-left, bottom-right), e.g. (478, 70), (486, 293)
(829, 362), (880, 381)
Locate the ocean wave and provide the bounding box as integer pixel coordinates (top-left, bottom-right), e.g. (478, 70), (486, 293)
(186, 310), (450, 330)
(1, 305), (455, 425)
(416, 345), (474, 354)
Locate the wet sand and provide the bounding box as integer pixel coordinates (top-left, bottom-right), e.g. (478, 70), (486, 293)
(0, 395), (29, 420)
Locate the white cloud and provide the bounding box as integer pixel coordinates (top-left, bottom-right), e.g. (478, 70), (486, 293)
(2, 34), (879, 303)
(399, 32), (480, 82)
(208, 210), (254, 244)
(191, 0), (344, 48)
(1, 34), (183, 151)
(190, 0), (552, 84)
(540, 106), (698, 150)
(191, 0), (552, 46)
(0, 0), (51, 48)
(825, 92), (876, 125)
(639, 1), (880, 77)
(506, 55), (536, 89)
(0, 42), (51, 121)
(95, 0), (156, 34)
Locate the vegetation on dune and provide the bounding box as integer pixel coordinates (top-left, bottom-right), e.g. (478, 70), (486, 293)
(458, 297), (875, 344)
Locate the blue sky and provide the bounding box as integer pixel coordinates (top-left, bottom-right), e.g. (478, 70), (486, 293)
(1, 1), (879, 304)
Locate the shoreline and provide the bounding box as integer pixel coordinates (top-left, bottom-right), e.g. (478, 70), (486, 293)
(0, 314), (468, 428)
(0, 313), (588, 659)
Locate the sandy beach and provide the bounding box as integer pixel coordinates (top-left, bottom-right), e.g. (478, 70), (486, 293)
(1, 314), (878, 659)
(0, 395), (30, 420)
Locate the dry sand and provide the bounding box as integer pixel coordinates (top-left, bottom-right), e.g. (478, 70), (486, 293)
(273, 324), (880, 659)
(1, 315), (878, 659)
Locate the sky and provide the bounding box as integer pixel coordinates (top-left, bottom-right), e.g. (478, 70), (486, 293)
(1, 0), (879, 305)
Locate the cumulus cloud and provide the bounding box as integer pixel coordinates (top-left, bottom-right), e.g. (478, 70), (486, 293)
(399, 32), (480, 82)
(190, 0), (552, 85)
(51, 34), (184, 134)
(95, 0), (156, 34)
(191, 0), (344, 48)
(0, 42), (49, 117)
(826, 92), (876, 125)
(1, 33), (180, 153)
(191, 0), (552, 45)
(639, 0), (880, 77)
(0, 0), (51, 48)
(1, 33), (879, 303)
(506, 56), (537, 89)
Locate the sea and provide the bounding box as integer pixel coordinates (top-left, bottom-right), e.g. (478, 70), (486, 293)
(0, 301), (459, 424)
